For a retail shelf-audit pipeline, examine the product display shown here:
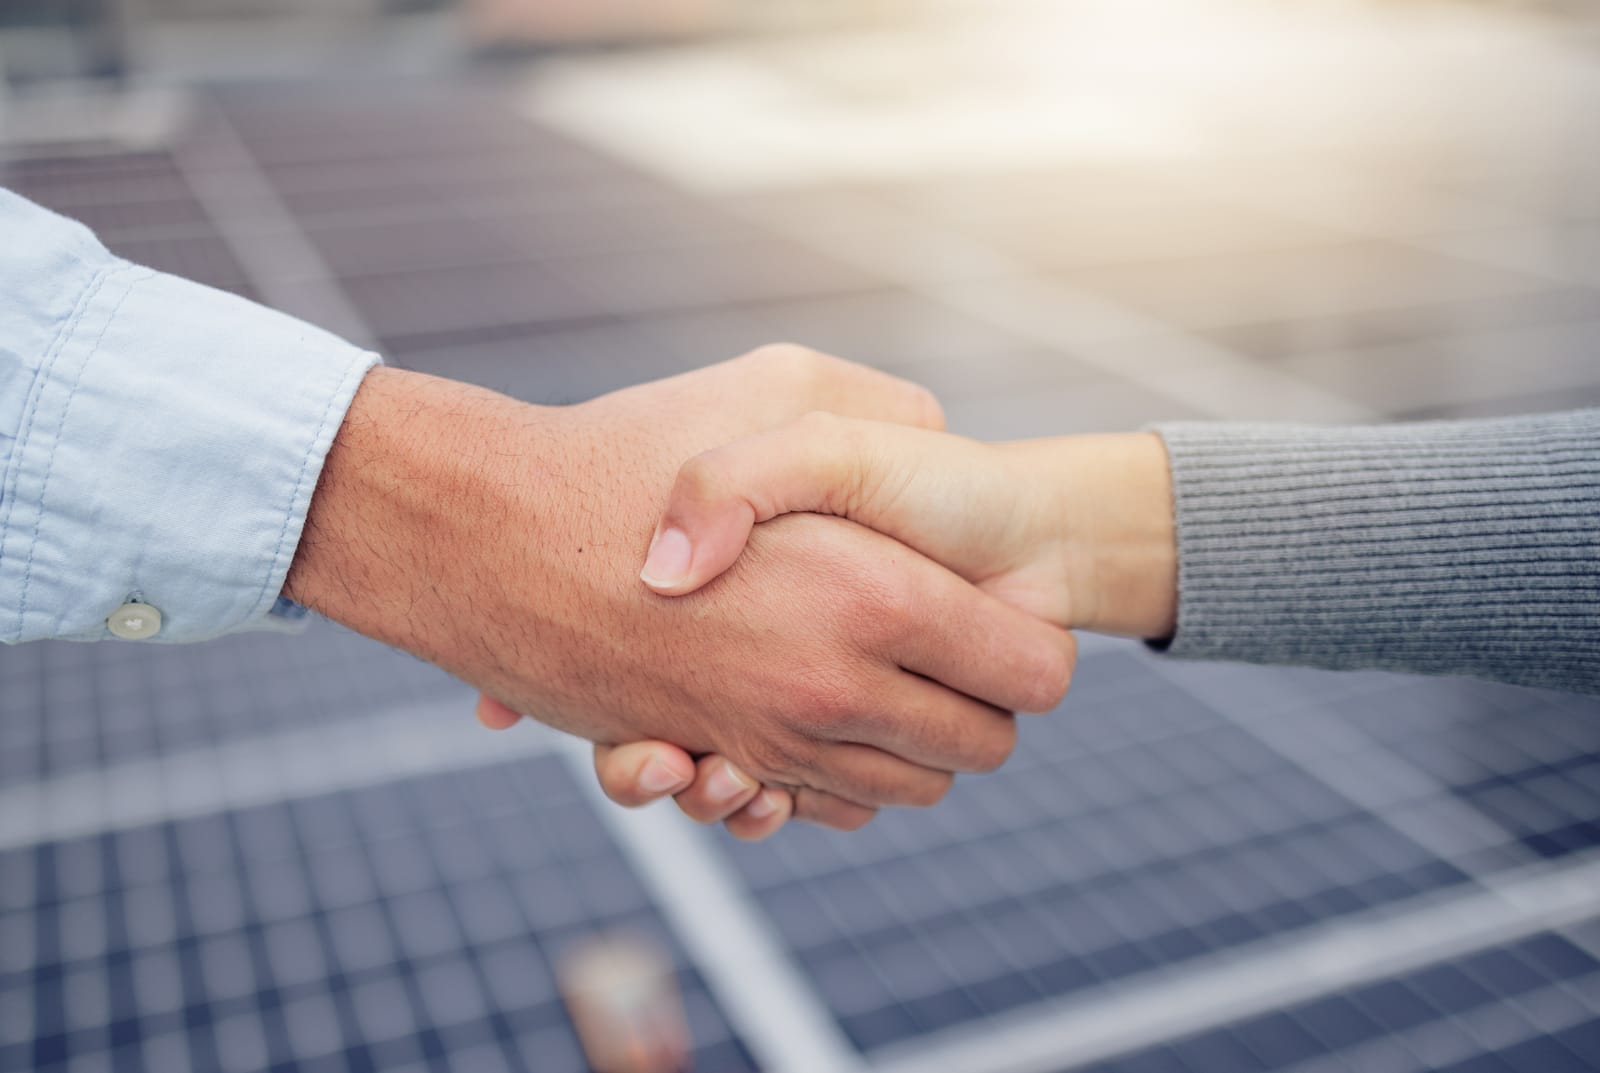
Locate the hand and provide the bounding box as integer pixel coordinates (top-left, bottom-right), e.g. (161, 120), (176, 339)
(285, 348), (1076, 826)
(591, 415), (1177, 838)
(636, 415), (1176, 634)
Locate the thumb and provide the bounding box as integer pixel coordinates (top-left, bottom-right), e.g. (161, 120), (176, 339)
(640, 412), (915, 596)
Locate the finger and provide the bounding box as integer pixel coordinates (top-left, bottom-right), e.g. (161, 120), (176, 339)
(723, 788), (795, 842)
(800, 742), (955, 809)
(642, 413), (932, 595)
(792, 787), (877, 831)
(476, 693), (523, 730)
(893, 567), (1078, 714)
(672, 755), (761, 824)
(846, 672), (1018, 774)
(592, 742), (695, 808)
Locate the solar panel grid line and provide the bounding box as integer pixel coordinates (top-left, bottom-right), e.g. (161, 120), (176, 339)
(735, 786), (1222, 941)
(0, 158), (200, 213)
(61, 204), (227, 248)
(722, 663), (1247, 887)
(1434, 981), (1600, 1068)
(197, 109), (905, 336)
(1157, 664), (1543, 873)
(1401, 226), (1600, 292)
(222, 95), (583, 172)
(866, 853), (1600, 1073)
(1302, 687), (1600, 869)
(708, 659), (1517, 1057)
(3, 756), (758, 1073)
(253, 144), (619, 195)
(717, 190), (1378, 423)
(310, 215), (767, 286)
(167, 99), (378, 348)
(1107, 935), (1600, 1073)
(551, 735), (871, 1073)
(822, 756), (1357, 921)
(1559, 921), (1600, 973)
(1, 646), (461, 787)
(271, 163), (677, 225)
(0, 694), (564, 854)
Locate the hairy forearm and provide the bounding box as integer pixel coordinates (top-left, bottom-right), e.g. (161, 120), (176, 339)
(280, 365), (670, 741)
(283, 367), (554, 667)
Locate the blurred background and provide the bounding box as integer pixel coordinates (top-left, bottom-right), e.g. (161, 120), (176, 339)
(3, 1), (1600, 1072)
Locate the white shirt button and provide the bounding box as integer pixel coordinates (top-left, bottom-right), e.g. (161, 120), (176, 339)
(107, 602), (162, 640)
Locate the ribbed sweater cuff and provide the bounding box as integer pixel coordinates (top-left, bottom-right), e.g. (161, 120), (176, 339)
(1151, 410), (1600, 695)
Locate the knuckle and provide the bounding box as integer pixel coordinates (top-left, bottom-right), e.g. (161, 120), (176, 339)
(747, 342), (823, 379)
(831, 806), (877, 832)
(593, 756), (635, 804)
(747, 344), (863, 406)
(840, 568), (914, 649)
(749, 735), (815, 783)
(971, 720), (1018, 774)
(788, 669), (862, 730)
(1024, 640), (1077, 712)
(840, 756), (951, 809)
(908, 773), (955, 808)
(796, 409), (843, 435)
(674, 452), (726, 504)
(909, 383), (946, 430)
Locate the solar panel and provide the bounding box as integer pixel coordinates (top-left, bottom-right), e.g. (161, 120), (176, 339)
(0, 621), (456, 783)
(1089, 934), (1600, 1073)
(713, 649), (1509, 1053)
(0, 756), (757, 1073)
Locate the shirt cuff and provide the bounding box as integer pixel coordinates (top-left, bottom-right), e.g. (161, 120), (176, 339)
(1, 256), (380, 644)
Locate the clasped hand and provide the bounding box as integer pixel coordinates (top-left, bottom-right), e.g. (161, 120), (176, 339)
(288, 346), (1078, 834)
(469, 348), (1176, 838)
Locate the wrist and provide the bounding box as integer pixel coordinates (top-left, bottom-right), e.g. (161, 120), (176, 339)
(282, 366), (559, 662)
(1031, 432), (1177, 639)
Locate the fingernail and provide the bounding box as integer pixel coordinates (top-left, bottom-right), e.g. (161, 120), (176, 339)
(640, 527), (692, 588)
(706, 762), (756, 804)
(746, 790), (780, 820)
(638, 757), (686, 794)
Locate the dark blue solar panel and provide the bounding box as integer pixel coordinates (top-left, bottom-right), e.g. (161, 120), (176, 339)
(718, 650), (1481, 1052)
(1313, 678), (1600, 863)
(0, 756), (755, 1073)
(0, 619), (460, 783)
(1087, 934), (1600, 1073)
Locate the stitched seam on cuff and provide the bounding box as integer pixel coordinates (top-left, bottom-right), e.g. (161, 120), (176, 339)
(15, 265), (152, 641)
(248, 350), (376, 626)
(1, 262), (120, 641)
(0, 266), (111, 562)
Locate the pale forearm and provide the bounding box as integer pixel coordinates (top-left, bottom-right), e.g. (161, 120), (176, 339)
(1006, 432), (1178, 640)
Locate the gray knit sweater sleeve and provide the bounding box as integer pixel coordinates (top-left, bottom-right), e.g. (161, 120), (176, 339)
(1151, 409), (1600, 695)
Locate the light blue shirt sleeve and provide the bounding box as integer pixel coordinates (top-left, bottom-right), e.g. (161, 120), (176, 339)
(0, 188), (380, 644)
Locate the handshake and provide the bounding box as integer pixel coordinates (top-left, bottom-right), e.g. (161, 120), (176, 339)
(284, 346), (1179, 840)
